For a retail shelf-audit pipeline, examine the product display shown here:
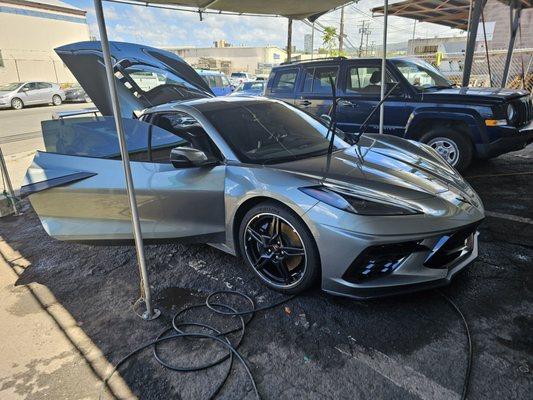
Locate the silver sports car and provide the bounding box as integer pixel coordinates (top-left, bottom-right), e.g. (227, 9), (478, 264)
(23, 42), (485, 299)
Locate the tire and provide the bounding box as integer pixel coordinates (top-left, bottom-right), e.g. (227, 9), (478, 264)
(52, 95), (62, 106)
(238, 201), (320, 295)
(420, 127), (473, 171)
(11, 97), (24, 110)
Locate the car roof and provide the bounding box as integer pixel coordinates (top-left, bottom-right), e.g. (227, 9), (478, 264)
(196, 69), (225, 76)
(272, 56), (407, 69)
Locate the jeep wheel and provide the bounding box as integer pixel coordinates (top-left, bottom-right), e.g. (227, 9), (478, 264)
(421, 128), (473, 171)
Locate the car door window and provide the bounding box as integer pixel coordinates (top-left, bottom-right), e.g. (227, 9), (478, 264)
(301, 66), (338, 94)
(150, 112), (220, 164)
(20, 83), (37, 92)
(37, 82), (52, 89)
(271, 69), (298, 93)
(346, 66), (398, 95)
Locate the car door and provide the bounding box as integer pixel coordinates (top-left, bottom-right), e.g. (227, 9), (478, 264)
(337, 60), (409, 136)
(294, 65), (338, 119)
(19, 82), (40, 104)
(36, 82), (53, 104)
(22, 114), (226, 243)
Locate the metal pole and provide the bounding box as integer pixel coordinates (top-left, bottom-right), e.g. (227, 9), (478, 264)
(311, 22), (315, 60)
(339, 6), (345, 53)
(93, 0), (159, 320)
(501, 3), (521, 87)
(481, 8), (493, 87)
(379, 0), (388, 135)
(0, 146), (19, 216)
(462, 0), (485, 87)
(287, 18), (293, 62)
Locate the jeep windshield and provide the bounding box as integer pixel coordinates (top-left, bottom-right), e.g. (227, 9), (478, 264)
(392, 59), (452, 91)
(202, 101), (349, 164)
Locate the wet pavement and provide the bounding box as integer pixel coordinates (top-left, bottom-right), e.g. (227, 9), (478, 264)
(0, 146), (531, 399)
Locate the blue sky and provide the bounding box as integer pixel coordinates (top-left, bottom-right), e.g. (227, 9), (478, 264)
(63, 0), (464, 49)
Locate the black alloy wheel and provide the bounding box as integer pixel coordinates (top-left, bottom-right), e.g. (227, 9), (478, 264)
(239, 202), (320, 294)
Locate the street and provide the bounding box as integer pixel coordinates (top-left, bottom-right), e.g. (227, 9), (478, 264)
(0, 103), (94, 193)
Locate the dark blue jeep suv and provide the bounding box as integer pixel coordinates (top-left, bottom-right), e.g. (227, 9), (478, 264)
(265, 57), (533, 170)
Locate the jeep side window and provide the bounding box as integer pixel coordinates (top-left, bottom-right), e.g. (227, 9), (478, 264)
(271, 69), (298, 93)
(301, 66), (339, 94)
(346, 66), (396, 95)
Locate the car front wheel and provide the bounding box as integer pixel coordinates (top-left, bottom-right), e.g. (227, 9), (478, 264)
(239, 202), (320, 294)
(52, 95), (62, 106)
(421, 127), (473, 171)
(11, 97), (24, 110)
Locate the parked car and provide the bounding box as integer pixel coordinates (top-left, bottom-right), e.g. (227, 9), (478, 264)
(196, 69), (233, 96)
(64, 84), (91, 103)
(265, 57), (533, 171)
(230, 71), (253, 86)
(21, 41), (485, 299)
(229, 81), (265, 97)
(0, 81), (65, 110)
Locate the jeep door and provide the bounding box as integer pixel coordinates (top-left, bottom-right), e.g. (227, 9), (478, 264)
(336, 60), (409, 136)
(293, 65), (338, 119)
(265, 68), (299, 105)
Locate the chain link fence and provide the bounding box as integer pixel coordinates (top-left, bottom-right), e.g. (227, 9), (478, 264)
(417, 48), (533, 93)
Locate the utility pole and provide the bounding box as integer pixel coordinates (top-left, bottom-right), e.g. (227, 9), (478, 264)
(412, 20), (417, 40)
(365, 25), (372, 55)
(358, 21), (368, 57)
(287, 17), (293, 62)
(339, 6), (345, 52)
(311, 21), (315, 59)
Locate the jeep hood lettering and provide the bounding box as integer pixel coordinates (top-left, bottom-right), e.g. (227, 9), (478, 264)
(56, 41), (214, 117)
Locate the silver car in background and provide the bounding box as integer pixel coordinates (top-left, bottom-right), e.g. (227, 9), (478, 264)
(0, 81), (65, 110)
(22, 41), (485, 299)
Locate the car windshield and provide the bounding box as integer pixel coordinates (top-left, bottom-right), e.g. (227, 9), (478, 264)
(0, 82), (22, 91)
(203, 101), (349, 164)
(236, 82), (264, 92)
(392, 59), (452, 91)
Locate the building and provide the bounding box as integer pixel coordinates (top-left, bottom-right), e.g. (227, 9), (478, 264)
(304, 34), (313, 54)
(482, 0), (532, 51)
(407, 37), (466, 56)
(0, 0), (91, 84)
(167, 46), (287, 75)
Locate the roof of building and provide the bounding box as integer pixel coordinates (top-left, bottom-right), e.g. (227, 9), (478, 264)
(372, 0), (532, 31)
(1, 0), (86, 15)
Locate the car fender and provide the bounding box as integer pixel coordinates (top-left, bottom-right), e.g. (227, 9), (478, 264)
(405, 108), (488, 144)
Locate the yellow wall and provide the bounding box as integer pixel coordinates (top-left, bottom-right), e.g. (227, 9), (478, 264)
(0, 3), (90, 84)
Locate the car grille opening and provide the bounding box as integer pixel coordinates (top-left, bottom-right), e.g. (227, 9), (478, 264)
(513, 97), (532, 128)
(424, 225), (477, 269)
(343, 241), (426, 283)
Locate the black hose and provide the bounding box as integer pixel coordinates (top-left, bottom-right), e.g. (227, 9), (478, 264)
(438, 290), (473, 400)
(99, 290), (295, 400)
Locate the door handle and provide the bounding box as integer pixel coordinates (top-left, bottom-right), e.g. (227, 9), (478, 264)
(338, 100), (357, 108)
(296, 100), (312, 106)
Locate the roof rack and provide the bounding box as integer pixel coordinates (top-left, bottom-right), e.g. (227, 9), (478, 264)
(279, 56), (348, 66)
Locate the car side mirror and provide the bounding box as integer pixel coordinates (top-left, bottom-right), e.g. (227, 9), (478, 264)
(320, 114), (332, 125)
(21, 87), (29, 92)
(170, 147), (214, 168)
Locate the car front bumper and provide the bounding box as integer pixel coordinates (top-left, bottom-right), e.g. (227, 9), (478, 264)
(478, 121), (533, 158)
(304, 200), (484, 299)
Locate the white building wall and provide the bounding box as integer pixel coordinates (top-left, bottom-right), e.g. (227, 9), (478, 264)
(0, 1), (91, 84)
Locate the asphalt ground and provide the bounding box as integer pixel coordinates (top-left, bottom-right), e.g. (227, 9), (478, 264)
(0, 146), (531, 399)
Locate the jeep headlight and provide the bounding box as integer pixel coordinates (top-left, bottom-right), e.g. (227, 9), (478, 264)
(507, 104), (515, 121)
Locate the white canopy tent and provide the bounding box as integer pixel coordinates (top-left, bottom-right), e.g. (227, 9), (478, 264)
(92, 0), (389, 319)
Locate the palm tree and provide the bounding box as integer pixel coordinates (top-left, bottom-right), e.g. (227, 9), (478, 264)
(322, 27), (338, 56)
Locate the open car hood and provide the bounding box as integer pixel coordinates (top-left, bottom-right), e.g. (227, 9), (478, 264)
(56, 41), (214, 117)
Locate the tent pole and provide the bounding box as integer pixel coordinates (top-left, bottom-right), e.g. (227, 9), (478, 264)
(287, 17), (293, 62)
(462, 0), (485, 87)
(379, 0), (388, 135)
(501, 2), (521, 87)
(311, 21), (315, 59)
(93, 0), (159, 321)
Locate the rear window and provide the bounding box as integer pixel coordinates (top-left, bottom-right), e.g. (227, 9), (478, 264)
(231, 73), (247, 78)
(270, 69), (298, 93)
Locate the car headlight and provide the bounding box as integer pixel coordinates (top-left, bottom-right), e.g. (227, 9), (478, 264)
(507, 104), (515, 121)
(299, 186), (421, 216)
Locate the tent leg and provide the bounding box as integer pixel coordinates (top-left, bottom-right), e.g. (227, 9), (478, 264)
(93, 0), (159, 321)
(501, 2), (522, 87)
(462, 0), (485, 87)
(0, 146), (19, 216)
(287, 18), (293, 62)
(379, 0), (388, 135)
